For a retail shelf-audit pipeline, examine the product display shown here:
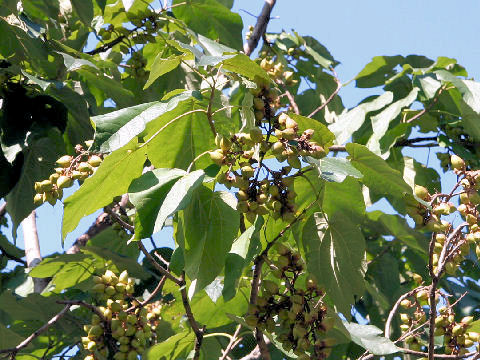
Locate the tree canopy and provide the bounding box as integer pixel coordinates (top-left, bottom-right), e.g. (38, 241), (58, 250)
(1, 1), (480, 360)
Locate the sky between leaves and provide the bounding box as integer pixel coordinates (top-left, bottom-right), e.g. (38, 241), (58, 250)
(2, 0), (480, 265)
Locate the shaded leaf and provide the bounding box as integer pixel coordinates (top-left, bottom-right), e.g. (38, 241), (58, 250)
(144, 330), (195, 359)
(177, 187), (239, 295)
(302, 212), (365, 314)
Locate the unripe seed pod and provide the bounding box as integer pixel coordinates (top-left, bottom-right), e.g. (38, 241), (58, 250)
(56, 155), (73, 168)
(452, 324), (464, 336)
(451, 154), (465, 170)
(416, 290), (428, 301)
(249, 127), (263, 143)
(262, 280), (279, 295)
(275, 243), (290, 256)
(241, 165), (254, 179)
(127, 314), (137, 325)
(253, 97), (265, 111)
(118, 270), (129, 284)
(414, 185), (429, 200)
(236, 190), (249, 201)
(282, 128), (296, 140)
(208, 150), (224, 166)
(103, 308), (112, 321)
(467, 214), (477, 225)
(33, 193), (44, 206)
(285, 117), (298, 130)
(57, 175), (73, 189)
(105, 286), (116, 296)
(49, 173), (60, 183)
(88, 325), (103, 338)
(461, 316), (474, 325)
(245, 314), (258, 327)
(78, 162), (93, 173)
(88, 155), (102, 167)
(400, 313), (410, 324)
(114, 353), (127, 360)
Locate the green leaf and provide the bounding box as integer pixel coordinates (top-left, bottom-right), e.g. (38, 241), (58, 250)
(289, 113), (335, 150)
(177, 187), (239, 295)
(92, 92), (198, 151)
(366, 88), (419, 155)
(343, 322), (402, 355)
(366, 211), (427, 253)
(346, 143), (412, 200)
(70, 0), (94, 26)
(62, 140), (145, 239)
(355, 56), (404, 88)
(144, 330), (195, 359)
(310, 157), (363, 183)
(302, 35), (337, 68)
(323, 177), (365, 224)
(220, 54), (270, 82)
(0, 233), (24, 259)
(329, 92), (393, 145)
(223, 217), (263, 301)
(141, 99), (215, 171)
(128, 168), (186, 240)
(57, 51), (97, 72)
(302, 212), (365, 314)
(0, 322), (24, 349)
(144, 55), (183, 90)
(435, 70), (480, 140)
(172, 0), (243, 49)
(153, 170), (206, 233)
(30, 254), (96, 292)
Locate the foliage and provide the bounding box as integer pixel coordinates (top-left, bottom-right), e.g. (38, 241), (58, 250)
(2, 1), (480, 360)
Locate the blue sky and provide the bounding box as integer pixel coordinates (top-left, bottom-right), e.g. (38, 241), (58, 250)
(3, 0), (480, 263)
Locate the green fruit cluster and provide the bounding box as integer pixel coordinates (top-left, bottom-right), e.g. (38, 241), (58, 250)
(434, 312), (478, 356)
(34, 140), (102, 206)
(82, 270), (158, 360)
(245, 243), (336, 359)
(260, 57), (297, 86)
(211, 113), (326, 224)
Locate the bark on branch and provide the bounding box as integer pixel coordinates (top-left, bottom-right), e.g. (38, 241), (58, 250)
(243, 0), (277, 56)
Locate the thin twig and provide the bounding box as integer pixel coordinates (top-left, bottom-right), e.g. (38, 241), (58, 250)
(126, 275), (167, 312)
(243, 0), (277, 56)
(308, 68), (342, 118)
(220, 324), (243, 360)
(284, 89), (300, 114)
(138, 241), (182, 285)
(0, 305), (71, 355)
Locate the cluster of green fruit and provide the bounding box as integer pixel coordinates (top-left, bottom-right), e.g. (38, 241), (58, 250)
(259, 57), (297, 87)
(211, 113), (326, 223)
(245, 244), (336, 359)
(400, 294), (479, 356)
(406, 184), (454, 231)
(34, 141), (102, 206)
(82, 270), (160, 360)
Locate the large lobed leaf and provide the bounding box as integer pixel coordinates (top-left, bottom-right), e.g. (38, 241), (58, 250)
(176, 186), (239, 296)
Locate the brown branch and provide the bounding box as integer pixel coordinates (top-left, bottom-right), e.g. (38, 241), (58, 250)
(239, 345), (261, 360)
(138, 241), (182, 285)
(206, 84), (217, 136)
(66, 212), (111, 254)
(406, 86), (445, 124)
(0, 245), (26, 265)
(220, 325), (242, 360)
(180, 273), (204, 360)
(0, 305), (71, 355)
(126, 275), (167, 312)
(285, 90), (300, 115)
(85, 35), (127, 55)
(384, 286), (429, 339)
(243, 0), (277, 56)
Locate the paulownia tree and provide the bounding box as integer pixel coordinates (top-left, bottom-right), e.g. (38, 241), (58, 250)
(1, 1), (480, 360)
